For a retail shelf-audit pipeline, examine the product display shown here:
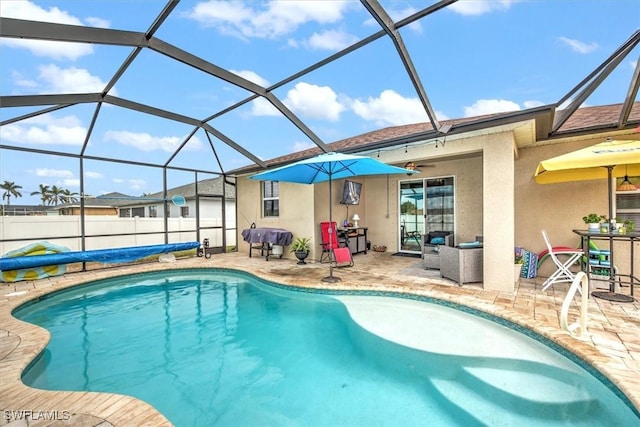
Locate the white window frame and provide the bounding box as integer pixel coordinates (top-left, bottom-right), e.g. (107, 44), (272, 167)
(262, 181), (279, 217)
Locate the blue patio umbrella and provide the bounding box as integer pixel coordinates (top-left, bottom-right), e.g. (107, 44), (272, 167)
(250, 152), (418, 282)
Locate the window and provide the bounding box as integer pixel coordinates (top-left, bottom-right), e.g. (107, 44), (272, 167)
(149, 205), (157, 218)
(616, 176), (640, 227)
(131, 207), (145, 217)
(263, 181), (279, 217)
(119, 208), (130, 218)
(180, 206), (189, 217)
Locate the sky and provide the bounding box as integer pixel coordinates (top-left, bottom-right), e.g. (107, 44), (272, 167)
(1, 0), (639, 205)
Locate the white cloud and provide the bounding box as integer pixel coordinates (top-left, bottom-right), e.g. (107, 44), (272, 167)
(85, 171), (104, 179)
(557, 98), (590, 110)
(305, 29), (359, 51)
(104, 131), (203, 153)
(63, 178), (80, 188)
(231, 69), (270, 87)
(186, 0), (351, 39)
(250, 97), (281, 116)
(363, 6), (423, 33)
(0, 114), (86, 146)
(85, 17), (111, 28)
(448, 0), (516, 16)
(283, 82), (346, 121)
(31, 168), (74, 179)
(0, 1), (95, 60)
(292, 141), (317, 152)
(128, 179), (146, 191)
(351, 89), (431, 126)
(38, 64), (114, 94)
(463, 99), (521, 117)
(559, 36), (598, 54)
(11, 70), (38, 89)
(523, 100), (545, 109)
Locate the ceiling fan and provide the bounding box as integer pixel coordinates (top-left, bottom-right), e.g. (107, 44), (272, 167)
(404, 161), (436, 171)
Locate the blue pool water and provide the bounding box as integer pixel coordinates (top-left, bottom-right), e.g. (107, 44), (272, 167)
(15, 269), (639, 426)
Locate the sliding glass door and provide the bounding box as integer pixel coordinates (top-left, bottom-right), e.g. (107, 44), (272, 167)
(399, 176), (455, 253)
(400, 180), (424, 252)
(425, 177), (455, 233)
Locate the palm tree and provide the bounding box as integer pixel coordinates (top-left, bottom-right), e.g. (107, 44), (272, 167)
(1, 181), (23, 206)
(48, 185), (65, 206)
(30, 184), (51, 205)
(60, 188), (80, 204)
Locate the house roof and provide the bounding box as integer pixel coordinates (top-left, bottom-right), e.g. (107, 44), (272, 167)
(54, 192), (134, 209)
(118, 176), (235, 207)
(229, 102), (640, 175)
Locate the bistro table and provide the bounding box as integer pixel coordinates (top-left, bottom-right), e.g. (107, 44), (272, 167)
(241, 227), (293, 261)
(573, 229), (638, 302)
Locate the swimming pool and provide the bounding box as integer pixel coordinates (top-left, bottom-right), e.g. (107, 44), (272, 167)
(15, 268), (640, 426)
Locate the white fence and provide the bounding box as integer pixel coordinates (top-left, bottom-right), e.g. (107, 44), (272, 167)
(0, 216), (237, 255)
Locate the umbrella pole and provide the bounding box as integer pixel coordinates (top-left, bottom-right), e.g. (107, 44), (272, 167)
(591, 166), (633, 302)
(323, 172), (340, 283)
(608, 166), (614, 293)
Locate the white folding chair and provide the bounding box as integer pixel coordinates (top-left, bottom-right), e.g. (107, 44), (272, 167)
(541, 230), (584, 292)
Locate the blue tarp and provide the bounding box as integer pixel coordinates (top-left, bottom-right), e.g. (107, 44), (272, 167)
(0, 241), (200, 271)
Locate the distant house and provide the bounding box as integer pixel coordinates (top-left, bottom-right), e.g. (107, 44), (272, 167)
(54, 192), (131, 216)
(117, 177), (236, 219)
(1, 204), (54, 216)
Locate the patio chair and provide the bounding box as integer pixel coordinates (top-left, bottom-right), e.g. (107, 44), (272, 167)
(401, 220), (421, 247)
(332, 246), (354, 268)
(319, 221), (341, 263)
(540, 230), (584, 292)
(319, 221), (353, 267)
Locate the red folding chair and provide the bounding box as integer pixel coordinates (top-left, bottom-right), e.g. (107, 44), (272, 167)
(319, 221), (353, 267)
(320, 221), (340, 263)
(332, 246), (354, 268)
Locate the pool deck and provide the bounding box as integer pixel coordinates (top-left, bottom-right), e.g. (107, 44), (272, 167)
(1, 251), (639, 425)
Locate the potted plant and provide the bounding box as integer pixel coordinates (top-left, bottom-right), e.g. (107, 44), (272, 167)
(582, 213), (602, 232)
(290, 236), (312, 265)
(514, 253), (524, 285)
(620, 219), (635, 234)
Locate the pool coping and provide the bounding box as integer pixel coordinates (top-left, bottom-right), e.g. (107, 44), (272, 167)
(1, 255), (639, 425)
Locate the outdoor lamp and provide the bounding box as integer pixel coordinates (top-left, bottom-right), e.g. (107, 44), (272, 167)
(617, 168), (636, 191)
(352, 214), (360, 228)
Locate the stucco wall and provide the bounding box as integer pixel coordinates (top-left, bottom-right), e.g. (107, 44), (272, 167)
(236, 131), (515, 291)
(236, 178), (317, 259)
(236, 131), (639, 293)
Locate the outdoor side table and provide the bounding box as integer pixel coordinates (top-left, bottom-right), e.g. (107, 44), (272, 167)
(573, 229), (638, 302)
